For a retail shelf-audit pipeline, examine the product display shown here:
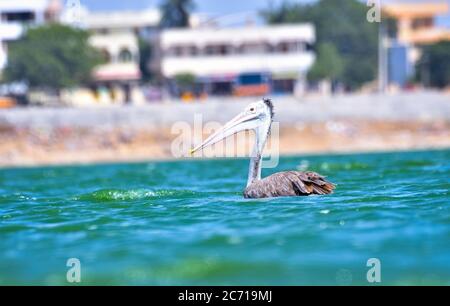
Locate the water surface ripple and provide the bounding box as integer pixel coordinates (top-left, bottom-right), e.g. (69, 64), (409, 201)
(0, 150), (449, 285)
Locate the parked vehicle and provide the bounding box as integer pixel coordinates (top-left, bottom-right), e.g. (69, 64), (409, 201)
(233, 73), (271, 97)
(0, 97), (17, 108)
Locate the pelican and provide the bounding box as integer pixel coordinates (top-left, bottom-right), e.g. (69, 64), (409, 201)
(190, 98), (335, 198)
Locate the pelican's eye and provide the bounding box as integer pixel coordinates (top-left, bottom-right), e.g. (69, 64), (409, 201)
(249, 107), (255, 112)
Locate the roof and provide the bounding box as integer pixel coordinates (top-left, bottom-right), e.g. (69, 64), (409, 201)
(383, 2), (449, 18)
(0, 0), (49, 12)
(84, 9), (160, 29)
(161, 24), (315, 48)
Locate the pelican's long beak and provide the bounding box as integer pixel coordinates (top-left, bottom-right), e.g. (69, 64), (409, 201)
(190, 112), (259, 155)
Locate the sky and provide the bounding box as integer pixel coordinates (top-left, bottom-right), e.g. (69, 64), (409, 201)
(80, 0), (311, 14)
(78, 0), (450, 27)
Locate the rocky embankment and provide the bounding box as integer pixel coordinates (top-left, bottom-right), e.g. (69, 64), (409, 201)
(1, 92), (449, 167)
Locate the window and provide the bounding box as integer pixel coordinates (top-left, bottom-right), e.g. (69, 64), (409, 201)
(276, 42), (292, 53)
(276, 41), (305, 53)
(168, 46), (196, 57)
(173, 46), (183, 57)
(239, 43), (269, 54)
(118, 48), (133, 63)
(217, 45), (231, 55)
(205, 45), (215, 55)
(204, 44), (233, 55)
(101, 49), (111, 63)
(187, 46), (198, 56)
(412, 18), (433, 30)
(2, 11), (35, 23)
(97, 28), (110, 35)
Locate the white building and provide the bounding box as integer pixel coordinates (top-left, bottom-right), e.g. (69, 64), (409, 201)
(74, 9), (160, 104)
(0, 0), (61, 69)
(0, 2), (316, 102)
(160, 24), (316, 96)
(84, 9), (160, 82)
(0, 1), (160, 105)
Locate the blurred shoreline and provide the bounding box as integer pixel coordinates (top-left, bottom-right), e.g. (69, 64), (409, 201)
(1, 93), (449, 168)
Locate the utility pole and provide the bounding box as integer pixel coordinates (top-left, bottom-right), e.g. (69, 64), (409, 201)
(378, 21), (388, 93)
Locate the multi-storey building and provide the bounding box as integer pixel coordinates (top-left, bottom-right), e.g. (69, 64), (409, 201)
(80, 9), (161, 104)
(0, 0), (61, 70)
(160, 24), (316, 97)
(382, 1), (450, 88)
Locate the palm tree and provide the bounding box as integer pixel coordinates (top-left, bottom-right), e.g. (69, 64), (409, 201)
(159, 0), (195, 28)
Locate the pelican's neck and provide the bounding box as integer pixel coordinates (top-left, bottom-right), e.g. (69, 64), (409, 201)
(247, 122), (271, 187)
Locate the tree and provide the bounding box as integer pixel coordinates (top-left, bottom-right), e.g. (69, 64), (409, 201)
(308, 42), (344, 82)
(416, 41), (450, 88)
(260, 0), (308, 24)
(261, 0), (378, 90)
(5, 24), (103, 92)
(159, 0), (195, 28)
(138, 38), (153, 83)
(174, 72), (196, 91)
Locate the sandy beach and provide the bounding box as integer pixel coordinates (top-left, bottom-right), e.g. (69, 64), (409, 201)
(1, 92), (449, 167)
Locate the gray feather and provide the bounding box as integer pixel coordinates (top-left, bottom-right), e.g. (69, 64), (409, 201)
(243, 171), (335, 199)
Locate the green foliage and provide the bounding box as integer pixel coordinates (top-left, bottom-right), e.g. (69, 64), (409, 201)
(308, 42), (344, 82)
(260, 1), (308, 24)
(138, 38), (153, 83)
(416, 41), (450, 88)
(159, 0), (195, 28)
(5, 24), (103, 91)
(174, 73), (196, 89)
(261, 0), (379, 89)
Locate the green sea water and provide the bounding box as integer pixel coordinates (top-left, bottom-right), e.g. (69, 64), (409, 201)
(0, 150), (449, 285)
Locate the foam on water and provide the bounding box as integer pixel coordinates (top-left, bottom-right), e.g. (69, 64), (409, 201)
(76, 189), (197, 201)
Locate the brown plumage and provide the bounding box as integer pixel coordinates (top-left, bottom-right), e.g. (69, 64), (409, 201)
(244, 171), (335, 199)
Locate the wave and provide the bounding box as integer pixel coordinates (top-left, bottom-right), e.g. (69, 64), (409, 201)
(76, 188), (199, 202)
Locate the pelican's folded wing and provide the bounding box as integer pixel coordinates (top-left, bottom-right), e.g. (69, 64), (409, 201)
(244, 171), (335, 198)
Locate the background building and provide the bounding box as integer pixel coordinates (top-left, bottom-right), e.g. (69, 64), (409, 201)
(384, 1), (450, 45)
(382, 1), (450, 88)
(160, 24), (316, 98)
(0, 0), (62, 70)
(0, 1), (317, 103)
(0, 1), (162, 106)
(82, 9), (160, 105)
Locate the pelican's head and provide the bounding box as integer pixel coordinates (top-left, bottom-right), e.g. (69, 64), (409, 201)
(190, 98), (274, 155)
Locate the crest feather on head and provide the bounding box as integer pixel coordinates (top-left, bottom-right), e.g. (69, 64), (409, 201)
(263, 98), (274, 119)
